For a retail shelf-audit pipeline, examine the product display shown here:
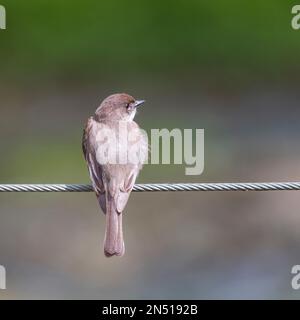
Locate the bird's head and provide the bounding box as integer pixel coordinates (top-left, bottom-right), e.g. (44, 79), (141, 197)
(95, 93), (145, 121)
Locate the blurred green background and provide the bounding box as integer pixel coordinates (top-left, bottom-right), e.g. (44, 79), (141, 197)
(1, 0), (300, 299)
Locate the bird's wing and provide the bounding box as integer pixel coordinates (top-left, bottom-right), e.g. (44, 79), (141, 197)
(115, 168), (139, 213)
(115, 122), (148, 213)
(82, 117), (106, 213)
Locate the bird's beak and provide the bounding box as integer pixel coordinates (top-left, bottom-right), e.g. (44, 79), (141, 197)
(133, 100), (145, 108)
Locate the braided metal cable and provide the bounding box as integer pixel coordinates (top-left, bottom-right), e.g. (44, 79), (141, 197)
(0, 182), (300, 192)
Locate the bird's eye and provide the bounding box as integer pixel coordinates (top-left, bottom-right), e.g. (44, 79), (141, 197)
(126, 102), (134, 110)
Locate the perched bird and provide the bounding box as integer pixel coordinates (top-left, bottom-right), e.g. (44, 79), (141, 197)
(82, 93), (147, 257)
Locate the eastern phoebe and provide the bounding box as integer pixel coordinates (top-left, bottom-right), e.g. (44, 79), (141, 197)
(82, 93), (147, 257)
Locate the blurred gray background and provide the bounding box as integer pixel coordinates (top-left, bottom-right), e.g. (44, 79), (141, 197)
(0, 0), (300, 299)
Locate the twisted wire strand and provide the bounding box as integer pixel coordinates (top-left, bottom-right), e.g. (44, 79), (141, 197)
(0, 182), (300, 192)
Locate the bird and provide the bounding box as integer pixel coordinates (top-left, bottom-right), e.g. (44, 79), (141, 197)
(82, 93), (148, 257)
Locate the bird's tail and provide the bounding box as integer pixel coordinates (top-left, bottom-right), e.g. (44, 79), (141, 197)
(104, 195), (125, 257)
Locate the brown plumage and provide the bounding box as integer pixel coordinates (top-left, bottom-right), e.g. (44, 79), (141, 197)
(82, 93), (147, 257)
